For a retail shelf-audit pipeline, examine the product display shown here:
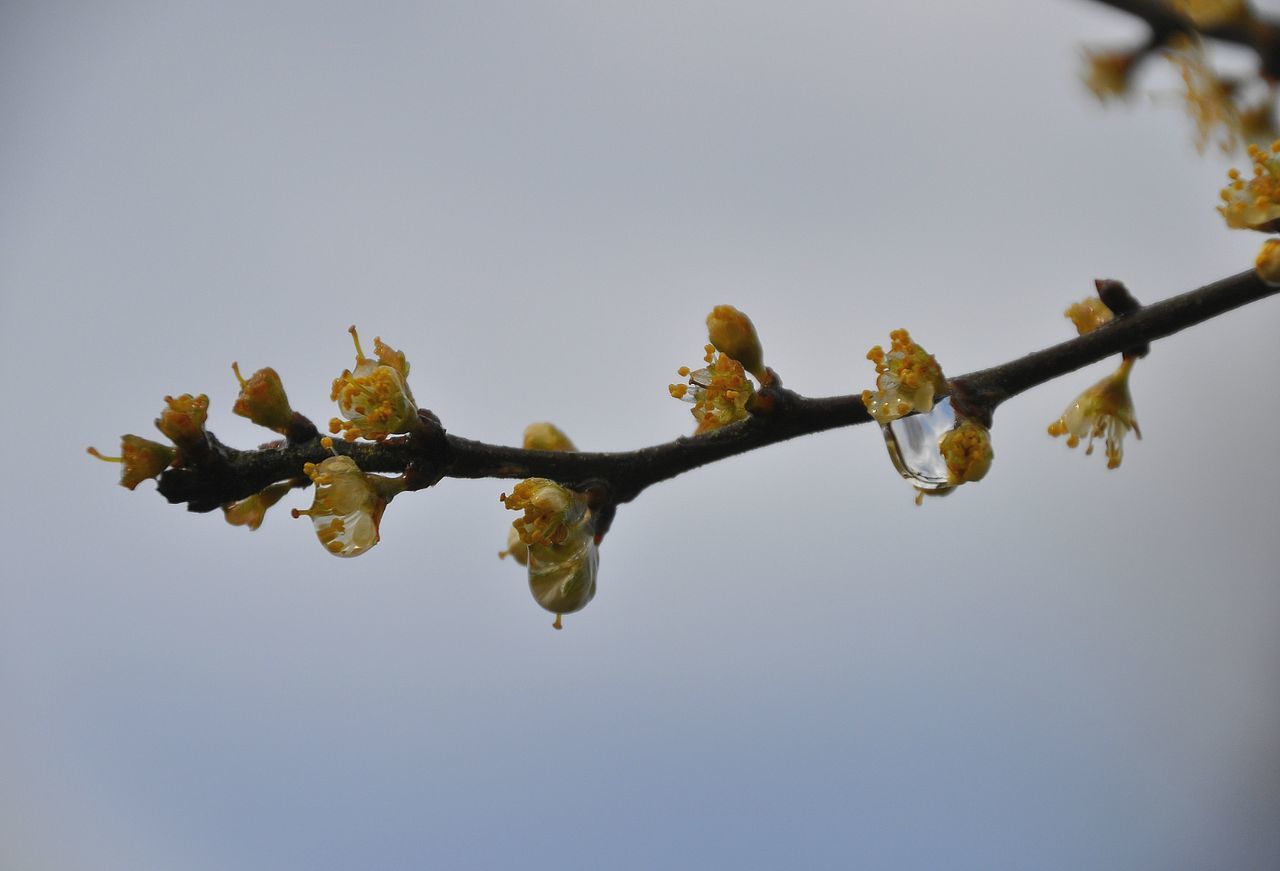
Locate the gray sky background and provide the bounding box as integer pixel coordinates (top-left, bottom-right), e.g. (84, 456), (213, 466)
(3, 1), (1279, 868)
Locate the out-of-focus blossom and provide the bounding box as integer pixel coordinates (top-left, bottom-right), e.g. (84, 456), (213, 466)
(1081, 48), (1137, 101)
(1170, 0), (1252, 28)
(1219, 140), (1280, 231)
(1167, 39), (1240, 154)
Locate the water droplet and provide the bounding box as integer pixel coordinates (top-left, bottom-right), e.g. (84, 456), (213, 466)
(881, 396), (956, 490)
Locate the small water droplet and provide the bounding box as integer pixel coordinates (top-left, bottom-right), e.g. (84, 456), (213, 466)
(881, 396), (956, 490)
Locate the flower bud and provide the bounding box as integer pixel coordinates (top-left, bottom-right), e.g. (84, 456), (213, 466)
(1256, 238), (1280, 284)
(155, 393), (209, 448)
(224, 481), (294, 531)
(87, 435), (176, 490)
(939, 420), (993, 485)
(1064, 298), (1114, 336)
(522, 422), (576, 452)
(232, 363), (294, 433)
(706, 305), (766, 380)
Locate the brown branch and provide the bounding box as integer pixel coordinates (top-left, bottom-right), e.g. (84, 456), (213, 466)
(1083, 0), (1280, 78)
(155, 269), (1278, 518)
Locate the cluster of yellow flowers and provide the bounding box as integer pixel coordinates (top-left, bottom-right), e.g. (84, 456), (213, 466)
(860, 329), (947, 426)
(859, 330), (993, 503)
(90, 327), (421, 557)
(1081, 14), (1277, 154)
(501, 451), (598, 631)
(669, 305), (767, 436)
(1046, 295), (1143, 469)
(1216, 139), (1280, 283)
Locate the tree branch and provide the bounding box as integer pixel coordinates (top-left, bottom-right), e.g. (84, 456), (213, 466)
(1082, 0), (1280, 78)
(155, 269), (1278, 518)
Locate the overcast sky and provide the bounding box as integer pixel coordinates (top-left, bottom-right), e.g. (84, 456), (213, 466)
(3, 1), (1279, 869)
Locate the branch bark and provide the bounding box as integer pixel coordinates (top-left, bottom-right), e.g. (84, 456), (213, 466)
(156, 269), (1278, 516)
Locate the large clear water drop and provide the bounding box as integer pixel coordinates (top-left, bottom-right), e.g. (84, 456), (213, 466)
(882, 395), (956, 490)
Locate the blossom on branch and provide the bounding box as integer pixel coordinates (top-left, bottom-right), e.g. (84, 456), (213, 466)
(1080, 48), (1138, 102)
(861, 329), (947, 425)
(292, 438), (405, 556)
(1047, 357), (1142, 469)
(329, 326), (418, 442)
(87, 435), (176, 490)
(232, 363), (294, 434)
(669, 345), (756, 435)
(1219, 140), (1280, 231)
(155, 393), (210, 451)
(502, 478), (598, 629)
(1167, 37), (1241, 154)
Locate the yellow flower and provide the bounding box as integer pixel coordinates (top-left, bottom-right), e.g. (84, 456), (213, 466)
(155, 393), (209, 448)
(1047, 357), (1142, 469)
(939, 420), (993, 485)
(1167, 39), (1240, 154)
(706, 305), (766, 380)
(1219, 140), (1280, 231)
(1080, 48), (1136, 102)
(1170, 0), (1252, 28)
(223, 481), (294, 531)
(522, 422), (576, 452)
(501, 478), (587, 548)
(291, 439), (405, 556)
(1256, 238), (1280, 283)
(502, 478), (598, 629)
(860, 329), (947, 424)
(232, 362), (294, 434)
(669, 345), (755, 435)
(1064, 298), (1114, 336)
(87, 435), (176, 490)
(329, 326), (418, 442)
